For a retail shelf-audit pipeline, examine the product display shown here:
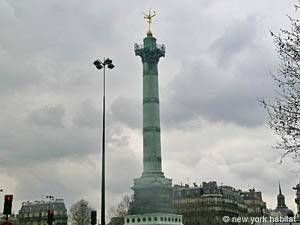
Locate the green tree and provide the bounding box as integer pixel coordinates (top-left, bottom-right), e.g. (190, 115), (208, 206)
(262, 1), (300, 161)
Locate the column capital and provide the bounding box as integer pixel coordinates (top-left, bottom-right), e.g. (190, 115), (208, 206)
(134, 36), (165, 63)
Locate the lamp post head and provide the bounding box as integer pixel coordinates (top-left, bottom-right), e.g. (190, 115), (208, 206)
(96, 64), (103, 70)
(104, 58), (112, 65)
(93, 59), (101, 66)
(107, 63), (115, 69)
(93, 60), (103, 70)
(93, 58), (114, 70)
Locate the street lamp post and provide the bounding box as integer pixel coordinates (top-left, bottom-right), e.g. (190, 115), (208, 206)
(93, 58), (114, 225)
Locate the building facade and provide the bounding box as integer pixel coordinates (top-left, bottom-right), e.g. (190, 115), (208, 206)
(241, 188), (267, 217)
(18, 199), (67, 225)
(173, 181), (267, 225)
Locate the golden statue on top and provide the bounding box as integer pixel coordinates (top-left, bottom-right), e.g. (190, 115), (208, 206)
(143, 9), (156, 34)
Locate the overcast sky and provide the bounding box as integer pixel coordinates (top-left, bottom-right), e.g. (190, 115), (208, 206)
(1, 0), (300, 218)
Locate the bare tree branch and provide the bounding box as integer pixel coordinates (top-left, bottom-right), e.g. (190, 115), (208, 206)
(107, 195), (133, 221)
(69, 199), (93, 225)
(260, 6), (300, 161)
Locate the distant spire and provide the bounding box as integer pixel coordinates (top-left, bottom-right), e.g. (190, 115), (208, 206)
(277, 181), (287, 208)
(279, 181), (282, 195)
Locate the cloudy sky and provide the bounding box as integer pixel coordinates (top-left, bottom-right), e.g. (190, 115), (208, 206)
(1, 0), (300, 218)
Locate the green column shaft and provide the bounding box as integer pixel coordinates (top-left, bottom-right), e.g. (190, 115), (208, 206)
(143, 61), (162, 175)
(130, 33), (175, 215)
(135, 33), (165, 176)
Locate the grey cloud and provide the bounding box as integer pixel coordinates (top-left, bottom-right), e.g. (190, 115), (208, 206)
(210, 16), (258, 67)
(0, 0), (123, 100)
(110, 96), (141, 129)
(161, 38), (274, 128)
(73, 99), (99, 129)
(106, 149), (140, 194)
(106, 125), (130, 149)
(0, 55), (44, 94)
(28, 104), (65, 128)
(0, 109), (96, 169)
(0, 0), (117, 58)
(11, 157), (102, 209)
(0, 126), (96, 167)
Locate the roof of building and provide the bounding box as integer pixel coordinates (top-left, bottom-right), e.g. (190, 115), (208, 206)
(19, 199), (67, 213)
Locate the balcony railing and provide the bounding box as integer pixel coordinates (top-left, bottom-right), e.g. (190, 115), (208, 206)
(134, 43), (166, 51)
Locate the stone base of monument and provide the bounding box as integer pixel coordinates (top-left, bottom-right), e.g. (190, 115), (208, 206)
(130, 175), (176, 215)
(124, 213), (183, 225)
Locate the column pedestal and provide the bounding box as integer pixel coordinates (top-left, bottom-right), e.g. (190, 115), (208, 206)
(124, 213), (183, 225)
(130, 175), (175, 215)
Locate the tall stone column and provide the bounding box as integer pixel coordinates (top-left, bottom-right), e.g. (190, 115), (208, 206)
(124, 10), (182, 225)
(135, 32), (165, 176)
(129, 32), (174, 215)
(124, 14), (183, 225)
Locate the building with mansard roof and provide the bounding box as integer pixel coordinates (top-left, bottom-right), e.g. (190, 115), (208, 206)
(18, 199), (67, 225)
(172, 181), (267, 225)
(241, 188), (267, 217)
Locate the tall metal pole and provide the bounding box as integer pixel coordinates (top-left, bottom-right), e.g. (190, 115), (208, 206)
(101, 58), (106, 225)
(94, 57), (114, 225)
